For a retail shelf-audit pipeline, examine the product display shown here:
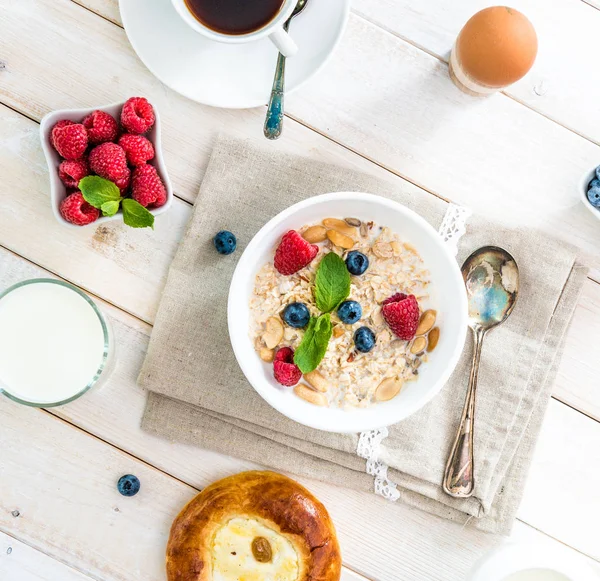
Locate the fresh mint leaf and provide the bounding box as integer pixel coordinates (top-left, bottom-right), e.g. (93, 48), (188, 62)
(79, 176), (122, 209)
(101, 200), (121, 217)
(293, 313), (333, 374)
(121, 198), (155, 229)
(314, 252), (351, 313)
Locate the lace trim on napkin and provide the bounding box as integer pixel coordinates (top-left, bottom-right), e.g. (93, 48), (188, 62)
(357, 203), (471, 501)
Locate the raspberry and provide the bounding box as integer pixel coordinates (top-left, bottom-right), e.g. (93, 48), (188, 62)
(89, 143), (128, 181)
(58, 159), (89, 189)
(273, 347), (302, 386)
(274, 231), (319, 276)
(114, 168), (131, 193)
(382, 293), (420, 341)
(59, 191), (100, 226)
(118, 134), (155, 166)
(82, 110), (119, 144)
(121, 97), (155, 134)
(51, 121), (88, 160)
(131, 164), (167, 207)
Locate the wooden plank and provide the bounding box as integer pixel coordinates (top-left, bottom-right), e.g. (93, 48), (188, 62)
(2, 394), (598, 581)
(553, 279), (600, 421)
(1, 247), (599, 571)
(0, 531), (94, 581)
(352, 0), (600, 146)
(1, 0), (600, 278)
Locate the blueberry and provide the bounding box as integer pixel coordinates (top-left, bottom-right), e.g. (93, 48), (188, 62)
(596, 166), (600, 181)
(345, 251), (369, 276)
(587, 186), (600, 209)
(588, 178), (600, 190)
(354, 326), (376, 353)
(117, 474), (140, 497)
(213, 230), (237, 255)
(337, 300), (362, 324)
(282, 302), (310, 328)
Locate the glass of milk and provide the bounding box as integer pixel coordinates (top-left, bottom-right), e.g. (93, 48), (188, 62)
(467, 542), (598, 581)
(0, 279), (114, 407)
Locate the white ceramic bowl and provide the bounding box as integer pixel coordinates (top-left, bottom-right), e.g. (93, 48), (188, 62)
(580, 166), (600, 221)
(228, 192), (468, 433)
(40, 101), (172, 228)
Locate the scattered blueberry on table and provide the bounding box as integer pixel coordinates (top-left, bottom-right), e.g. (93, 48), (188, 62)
(282, 302), (311, 328)
(345, 251), (369, 275)
(337, 300), (362, 324)
(213, 230), (237, 255)
(117, 474), (140, 497)
(354, 326), (376, 353)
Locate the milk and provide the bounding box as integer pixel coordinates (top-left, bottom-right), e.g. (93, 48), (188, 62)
(503, 570), (572, 581)
(0, 281), (108, 405)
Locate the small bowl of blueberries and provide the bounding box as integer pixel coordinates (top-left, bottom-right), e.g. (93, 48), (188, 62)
(582, 165), (600, 220)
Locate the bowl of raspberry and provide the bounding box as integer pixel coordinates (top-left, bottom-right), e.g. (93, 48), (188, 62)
(227, 192), (468, 433)
(40, 97), (172, 228)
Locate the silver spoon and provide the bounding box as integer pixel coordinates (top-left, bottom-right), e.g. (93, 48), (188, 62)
(442, 246), (519, 498)
(263, 0), (307, 140)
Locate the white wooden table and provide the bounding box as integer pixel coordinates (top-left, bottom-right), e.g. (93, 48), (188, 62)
(1, 1), (600, 580)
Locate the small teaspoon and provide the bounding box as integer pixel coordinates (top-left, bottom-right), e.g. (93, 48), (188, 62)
(442, 246), (519, 498)
(263, 0), (308, 140)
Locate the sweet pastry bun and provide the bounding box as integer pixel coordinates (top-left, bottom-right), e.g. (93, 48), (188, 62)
(166, 471), (342, 581)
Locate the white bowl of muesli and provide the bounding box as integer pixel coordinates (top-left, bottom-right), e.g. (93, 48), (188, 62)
(228, 193), (468, 433)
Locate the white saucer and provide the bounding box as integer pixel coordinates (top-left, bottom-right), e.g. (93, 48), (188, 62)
(119, 0), (350, 109)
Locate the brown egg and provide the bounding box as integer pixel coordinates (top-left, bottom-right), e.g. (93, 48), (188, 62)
(450, 6), (537, 94)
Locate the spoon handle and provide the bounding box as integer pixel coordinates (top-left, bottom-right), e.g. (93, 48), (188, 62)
(264, 39), (287, 140)
(443, 327), (485, 498)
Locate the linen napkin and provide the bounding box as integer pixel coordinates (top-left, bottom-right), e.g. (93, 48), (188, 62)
(139, 135), (587, 534)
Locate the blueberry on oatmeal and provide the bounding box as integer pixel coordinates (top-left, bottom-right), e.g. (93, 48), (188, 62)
(282, 302), (310, 328)
(345, 251), (369, 275)
(354, 327), (376, 353)
(337, 300), (362, 325)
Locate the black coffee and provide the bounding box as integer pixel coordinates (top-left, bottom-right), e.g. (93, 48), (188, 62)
(184, 0), (285, 35)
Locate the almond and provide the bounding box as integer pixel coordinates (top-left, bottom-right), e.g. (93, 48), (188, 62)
(263, 317), (284, 349)
(410, 336), (427, 355)
(327, 229), (355, 249)
(259, 347), (275, 362)
(323, 218), (357, 237)
(302, 225), (327, 243)
(416, 310), (437, 335)
(332, 325), (345, 338)
(375, 377), (402, 402)
(427, 327), (440, 352)
(303, 370), (330, 393)
(294, 384), (328, 406)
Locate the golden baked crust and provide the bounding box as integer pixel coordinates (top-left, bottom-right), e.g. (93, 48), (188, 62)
(166, 471), (342, 581)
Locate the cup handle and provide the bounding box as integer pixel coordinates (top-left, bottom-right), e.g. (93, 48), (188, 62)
(268, 27), (298, 57)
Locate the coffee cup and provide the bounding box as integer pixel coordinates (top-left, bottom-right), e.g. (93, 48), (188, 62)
(171, 0), (299, 57)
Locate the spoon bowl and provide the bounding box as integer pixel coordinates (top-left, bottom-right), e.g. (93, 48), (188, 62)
(463, 246), (519, 330)
(443, 246), (519, 498)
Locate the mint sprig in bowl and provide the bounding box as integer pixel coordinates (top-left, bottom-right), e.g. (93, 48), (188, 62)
(40, 99), (172, 229)
(228, 192), (468, 434)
